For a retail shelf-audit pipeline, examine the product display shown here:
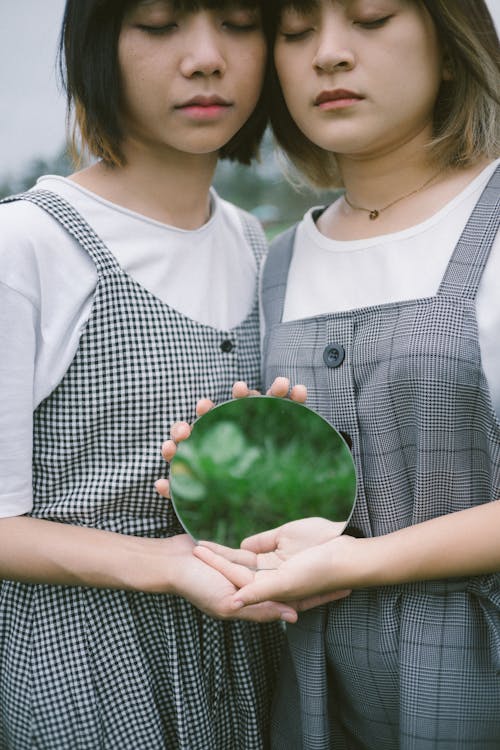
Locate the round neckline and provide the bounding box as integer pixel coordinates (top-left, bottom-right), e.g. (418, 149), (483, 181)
(36, 174), (219, 234)
(303, 159), (499, 252)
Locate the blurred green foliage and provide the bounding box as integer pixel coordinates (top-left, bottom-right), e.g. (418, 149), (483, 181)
(170, 398), (356, 547)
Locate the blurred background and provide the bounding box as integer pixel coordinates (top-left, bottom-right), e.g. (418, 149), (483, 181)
(1, 0), (499, 234)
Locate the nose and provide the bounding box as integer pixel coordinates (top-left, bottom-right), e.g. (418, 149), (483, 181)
(312, 27), (355, 73)
(180, 20), (226, 78)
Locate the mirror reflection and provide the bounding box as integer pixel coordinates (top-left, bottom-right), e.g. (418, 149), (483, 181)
(170, 396), (357, 547)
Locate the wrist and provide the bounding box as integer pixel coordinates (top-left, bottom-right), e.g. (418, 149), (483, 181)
(121, 535), (188, 594)
(328, 535), (384, 590)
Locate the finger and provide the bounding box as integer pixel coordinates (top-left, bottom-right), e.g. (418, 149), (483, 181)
(170, 421), (191, 442)
(155, 478), (170, 498)
(240, 526), (281, 554)
(230, 573), (287, 608)
(161, 440), (177, 461)
(268, 377), (290, 398)
(197, 540), (257, 566)
(193, 545), (255, 588)
(290, 384), (307, 403)
(196, 398), (214, 417)
(234, 601), (298, 624)
(232, 381), (250, 399)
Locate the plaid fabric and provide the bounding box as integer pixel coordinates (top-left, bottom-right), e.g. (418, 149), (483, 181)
(262, 166), (500, 749)
(0, 190), (283, 750)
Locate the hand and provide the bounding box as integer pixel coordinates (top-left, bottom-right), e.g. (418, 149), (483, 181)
(193, 518), (353, 611)
(166, 534), (298, 623)
(155, 377), (307, 499)
(202, 517), (347, 568)
(193, 535), (354, 609)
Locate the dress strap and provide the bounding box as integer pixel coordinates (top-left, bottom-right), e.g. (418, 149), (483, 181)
(438, 164), (500, 301)
(260, 224), (298, 381)
(0, 189), (122, 278)
(235, 207), (268, 271)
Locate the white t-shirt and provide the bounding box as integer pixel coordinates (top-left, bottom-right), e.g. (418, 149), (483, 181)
(279, 159), (500, 416)
(0, 176), (257, 517)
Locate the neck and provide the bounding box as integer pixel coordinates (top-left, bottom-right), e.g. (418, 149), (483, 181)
(71, 141), (219, 230)
(337, 144), (439, 211)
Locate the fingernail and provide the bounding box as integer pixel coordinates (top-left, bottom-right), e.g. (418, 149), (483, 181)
(280, 612), (296, 623)
(232, 600), (244, 610)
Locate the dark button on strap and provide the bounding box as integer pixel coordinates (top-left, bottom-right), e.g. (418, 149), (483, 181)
(323, 343), (345, 368)
(220, 339), (234, 353)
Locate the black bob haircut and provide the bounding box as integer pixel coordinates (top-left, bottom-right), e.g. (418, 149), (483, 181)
(59, 0), (272, 166)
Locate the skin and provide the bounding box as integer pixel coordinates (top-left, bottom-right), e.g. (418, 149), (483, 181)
(275, 0), (488, 239)
(186, 0), (500, 606)
(0, 3), (303, 624)
(71, 1), (267, 229)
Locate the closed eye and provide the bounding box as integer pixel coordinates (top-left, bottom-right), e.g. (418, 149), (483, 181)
(136, 23), (178, 35)
(354, 15), (392, 30)
(279, 28), (313, 42)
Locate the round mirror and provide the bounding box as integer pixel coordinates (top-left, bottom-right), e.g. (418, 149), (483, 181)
(169, 396), (357, 547)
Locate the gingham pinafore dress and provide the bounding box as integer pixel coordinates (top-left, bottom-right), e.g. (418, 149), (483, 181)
(0, 190), (283, 750)
(262, 166), (500, 749)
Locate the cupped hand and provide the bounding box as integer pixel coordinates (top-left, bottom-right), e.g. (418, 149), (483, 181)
(193, 534), (355, 608)
(193, 518), (353, 611)
(167, 534), (298, 623)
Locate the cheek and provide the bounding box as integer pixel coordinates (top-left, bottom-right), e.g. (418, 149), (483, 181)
(234, 41), (267, 106)
(274, 49), (303, 110)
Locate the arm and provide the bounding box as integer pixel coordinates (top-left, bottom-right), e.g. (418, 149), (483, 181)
(0, 515), (298, 622)
(194, 501), (500, 606)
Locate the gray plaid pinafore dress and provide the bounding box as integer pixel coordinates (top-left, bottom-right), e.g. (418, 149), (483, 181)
(0, 190), (283, 750)
(261, 166), (500, 749)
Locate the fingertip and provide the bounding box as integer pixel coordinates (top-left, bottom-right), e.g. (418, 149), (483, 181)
(171, 421), (191, 442)
(155, 478), (170, 498)
(290, 384), (307, 403)
(232, 381), (250, 399)
(270, 377), (290, 398)
(161, 439), (177, 460)
(280, 611), (298, 624)
(196, 398), (214, 416)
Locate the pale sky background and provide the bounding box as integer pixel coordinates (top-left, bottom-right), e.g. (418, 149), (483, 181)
(0, 0), (499, 183)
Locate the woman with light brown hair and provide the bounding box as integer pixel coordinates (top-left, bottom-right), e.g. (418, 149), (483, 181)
(195, 1), (500, 746)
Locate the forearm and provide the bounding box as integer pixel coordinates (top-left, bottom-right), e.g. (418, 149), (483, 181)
(0, 515), (175, 592)
(354, 500), (500, 588)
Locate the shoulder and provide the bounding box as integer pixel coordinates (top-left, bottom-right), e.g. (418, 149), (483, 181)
(265, 222), (302, 277)
(0, 189), (95, 303)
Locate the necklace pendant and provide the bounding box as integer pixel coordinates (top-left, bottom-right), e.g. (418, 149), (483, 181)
(369, 209), (380, 220)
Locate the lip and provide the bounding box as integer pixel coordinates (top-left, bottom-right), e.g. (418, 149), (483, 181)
(314, 89), (364, 110)
(175, 95), (233, 120)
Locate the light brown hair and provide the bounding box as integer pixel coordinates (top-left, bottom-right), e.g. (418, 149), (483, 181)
(267, 0), (500, 188)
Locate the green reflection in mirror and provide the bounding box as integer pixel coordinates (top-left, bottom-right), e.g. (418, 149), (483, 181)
(170, 396), (357, 548)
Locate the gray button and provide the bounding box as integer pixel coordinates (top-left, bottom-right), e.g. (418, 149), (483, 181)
(323, 343), (345, 368)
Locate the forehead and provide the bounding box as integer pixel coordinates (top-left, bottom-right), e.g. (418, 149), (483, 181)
(276, 0), (412, 11)
(132, 0), (261, 10)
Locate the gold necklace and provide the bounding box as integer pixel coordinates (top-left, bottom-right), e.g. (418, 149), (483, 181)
(343, 169), (443, 220)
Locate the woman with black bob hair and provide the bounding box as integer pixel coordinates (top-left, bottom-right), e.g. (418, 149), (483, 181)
(0, 1), (298, 748)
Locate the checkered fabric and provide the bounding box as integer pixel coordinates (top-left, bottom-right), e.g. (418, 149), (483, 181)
(262, 166), (500, 749)
(0, 190), (283, 750)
